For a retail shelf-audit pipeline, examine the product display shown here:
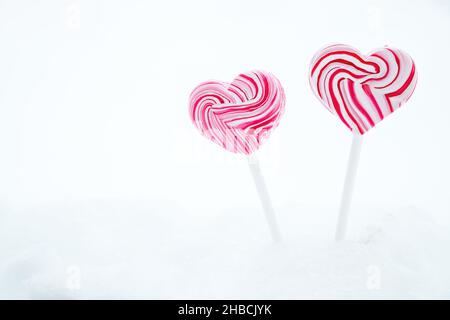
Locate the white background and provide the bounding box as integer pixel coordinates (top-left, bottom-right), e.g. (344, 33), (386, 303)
(0, 0), (449, 299)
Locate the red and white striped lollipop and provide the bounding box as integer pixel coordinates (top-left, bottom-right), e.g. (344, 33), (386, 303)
(309, 44), (417, 134)
(189, 70), (285, 155)
(189, 70), (285, 242)
(309, 44), (418, 241)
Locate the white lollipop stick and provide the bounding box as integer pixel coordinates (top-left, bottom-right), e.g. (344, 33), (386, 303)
(335, 130), (363, 241)
(247, 153), (282, 243)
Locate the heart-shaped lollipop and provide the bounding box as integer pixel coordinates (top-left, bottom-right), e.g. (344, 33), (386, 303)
(189, 70), (285, 242)
(189, 70), (285, 155)
(309, 44), (417, 134)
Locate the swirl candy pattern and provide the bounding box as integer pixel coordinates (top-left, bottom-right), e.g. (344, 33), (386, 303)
(309, 44), (417, 134)
(189, 71), (285, 155)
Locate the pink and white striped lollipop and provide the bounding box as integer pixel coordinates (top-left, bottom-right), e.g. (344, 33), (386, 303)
(189, 70), (285, 155)
(309, 44), (417, 134)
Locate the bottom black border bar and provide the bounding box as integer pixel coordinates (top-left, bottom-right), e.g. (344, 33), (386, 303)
(0, 299), (437, 318)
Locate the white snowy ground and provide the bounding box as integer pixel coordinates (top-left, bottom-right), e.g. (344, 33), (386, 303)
(1, 198), (449, 299)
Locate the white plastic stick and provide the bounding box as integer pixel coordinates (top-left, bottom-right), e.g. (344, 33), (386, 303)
(335, 131), (363, 241)
(247, 154), (282, 243)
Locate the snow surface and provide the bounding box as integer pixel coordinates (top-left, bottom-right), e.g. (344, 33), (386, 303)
(1, 0), (450, 299)
(1, 199), (449, 299)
